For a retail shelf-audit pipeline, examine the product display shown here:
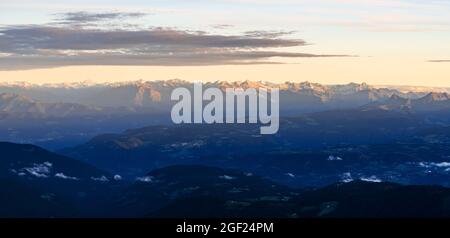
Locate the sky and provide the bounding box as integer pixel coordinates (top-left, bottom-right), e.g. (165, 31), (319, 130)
(0, 0), (450, 86)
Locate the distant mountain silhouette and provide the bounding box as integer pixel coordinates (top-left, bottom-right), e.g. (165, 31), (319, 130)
(0, 93), (104, 118)
(1, 80), (444, 149)
(0, 80), (427, 111)
(363, 92), (450, 112)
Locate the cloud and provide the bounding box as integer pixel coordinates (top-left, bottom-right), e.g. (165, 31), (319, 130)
(244, 30), (297, 38)
(210, 24), (234, 29)
(219, 175), (235, 180)
(327, 155), (343, 161)
(55, 11), (149, 25)
(55, 172), (79, 180)
(285, 173), (296, 178)
(428, 60), (450, 63)
(360, 176), (382, 183)
(0, 26), (305, 52)
(91, 175), (109, 182)
(417, 161), (450, 168)
(0, 12), (352, 70)
(21, 162), (52, 178)
(340, 172), (353, 183)
(136, 176), (154, 182)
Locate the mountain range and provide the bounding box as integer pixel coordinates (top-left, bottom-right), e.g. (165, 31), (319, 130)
(61, 109), (450, 187)
(3, 142), (450, 218)
(2, 80), (450, 218)
(1, 80), (447, 149)
(2, 80), (448, 119)
(0, 80), (432, 109)
(364, 92), (450, 112)
(0, 93), (106, 119)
